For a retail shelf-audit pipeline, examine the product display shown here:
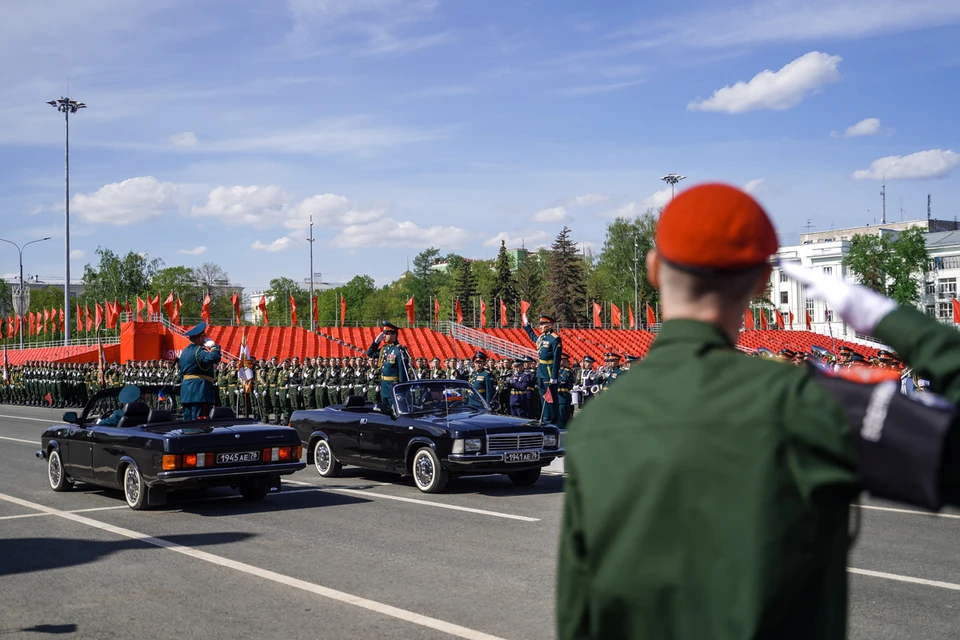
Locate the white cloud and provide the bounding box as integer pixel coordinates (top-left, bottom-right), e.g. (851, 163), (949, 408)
(334, 219), (470, 249)
(178, 246), (207, 256)
(643, 188), (673, 210)
(688, 52), (842, 113)
(743, 179), (765, 194)
(483, 230), (552, 249)
(69, 249), (85, 260)
(531, 206), (569, 223)
(831, 117), (883, 138)
(71, 176), (178, 226)
(852, 149), (960, 181)
(566, 193), (609, 207)
(169, 131), (198, 147)
(284, 193), (386, 230)
(191, 185), (289, 227)
(252, 237), (295, 252)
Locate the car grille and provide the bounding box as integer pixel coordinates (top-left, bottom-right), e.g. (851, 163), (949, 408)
(487, 433), (543, 452)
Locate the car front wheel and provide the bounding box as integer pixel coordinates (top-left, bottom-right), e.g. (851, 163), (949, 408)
(508, 467), (542, 487)
(47, 449), (71, 492)
(411, 446), (449, 494)
(123, 463), (149, 510)
(313, 438), (343, 478)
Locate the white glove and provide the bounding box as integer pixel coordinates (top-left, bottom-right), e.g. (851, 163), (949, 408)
(780, 262), (896, 336)
(204, 339), (216, 349)
(374, 331), (384, 344)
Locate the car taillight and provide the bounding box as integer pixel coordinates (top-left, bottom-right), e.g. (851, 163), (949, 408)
(263, 446), (293, 462)
(293, 445), (302, 460)
(182, 453), (214, 469)
(162, 455), (179, 470)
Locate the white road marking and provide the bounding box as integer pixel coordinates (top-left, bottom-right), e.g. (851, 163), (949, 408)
(0, 414), (57, 422)
(0, 435), (40, 445)
(849, 568), (960, 591)
(0, 492), (510, 640)
(0, 512), (48, 521)
(859, 504), (960, 520)
(0, 504), (129, 521)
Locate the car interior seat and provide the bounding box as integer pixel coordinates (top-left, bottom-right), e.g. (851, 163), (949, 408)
(117, 401), (150, 428)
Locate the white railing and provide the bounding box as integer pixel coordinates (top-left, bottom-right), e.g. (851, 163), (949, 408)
(440, 322), (536, 359)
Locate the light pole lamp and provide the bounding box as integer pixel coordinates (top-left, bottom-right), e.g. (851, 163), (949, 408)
(48, 96), (86, 346)
(307, 215), (315, 332)
(660, 173), (686, 200)
(633, 236), (639, 329)
(0, 236), (52, 350)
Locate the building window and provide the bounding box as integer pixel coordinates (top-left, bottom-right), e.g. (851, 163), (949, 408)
(825, 308), (833, 322)
(780, 291), (789, 304)
(823, 266), (833, 276)
(779, 270), (788, 282)
(926, 304), (936, 317)
(939, 278), (956, 296)
(944, 255), (960, 270)
(939, 302), (953, 320)
(926, 282), (936, 295)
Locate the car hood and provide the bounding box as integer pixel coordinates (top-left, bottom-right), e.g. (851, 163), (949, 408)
(415, 411), (542, 435)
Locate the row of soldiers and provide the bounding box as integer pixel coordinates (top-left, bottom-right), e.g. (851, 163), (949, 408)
(1, 360), (180, 407)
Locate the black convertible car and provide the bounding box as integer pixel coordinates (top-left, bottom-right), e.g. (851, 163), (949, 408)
(290, 380), (564, 493)
(36, 386), (305, 510)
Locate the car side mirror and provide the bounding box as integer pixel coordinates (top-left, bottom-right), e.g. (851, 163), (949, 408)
(62, 411), (78, 424)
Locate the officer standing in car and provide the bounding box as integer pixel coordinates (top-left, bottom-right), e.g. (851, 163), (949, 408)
(367, 321), (410, 408)
(469, 351), (495, 403)
(556, 183), (960, 640)
(179, 322), (221, 421)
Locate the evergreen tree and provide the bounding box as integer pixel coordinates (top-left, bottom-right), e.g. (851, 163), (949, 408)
(490, 241), (518, 320)
(544, 226), (587, 325)
(452, 258), (476, 322)
(515, 251), (543, 321)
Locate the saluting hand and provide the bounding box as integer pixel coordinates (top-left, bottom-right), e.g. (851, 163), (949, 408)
(204, 339), (216, 349)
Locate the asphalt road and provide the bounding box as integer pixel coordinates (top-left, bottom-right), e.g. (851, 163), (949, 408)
(1, 405), (958, 639)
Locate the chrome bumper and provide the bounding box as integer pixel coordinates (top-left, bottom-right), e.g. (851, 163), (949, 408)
(447, 448), (564, 465)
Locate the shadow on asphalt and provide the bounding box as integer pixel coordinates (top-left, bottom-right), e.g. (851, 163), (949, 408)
(334, 467), (566, 496)
(0, 532), (255, 577)
(11, 623), (78, 635)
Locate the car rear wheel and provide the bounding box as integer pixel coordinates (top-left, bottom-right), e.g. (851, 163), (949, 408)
(47, 449), (71, 492)
(123, 463), (148, 510)
(411, 446), (449, 494)
(508, 467), (541, 486)
(313, 438), (342, 478)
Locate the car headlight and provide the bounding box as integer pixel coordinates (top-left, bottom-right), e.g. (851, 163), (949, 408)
(452, 439), (464, 454)
(465, 438), (482, 452)
(544, 434), (557, 448)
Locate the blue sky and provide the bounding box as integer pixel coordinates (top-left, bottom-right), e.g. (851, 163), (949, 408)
(1, 0), (959, 291)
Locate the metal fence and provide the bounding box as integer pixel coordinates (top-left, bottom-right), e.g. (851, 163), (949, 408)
(441, 322), (536, 360)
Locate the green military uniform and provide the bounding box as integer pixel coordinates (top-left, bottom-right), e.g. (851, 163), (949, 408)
(523, 316), (562, 425)
(556, 360), (573, 428)
(276, 362), (291, 424)
(217, 365), (228, 408)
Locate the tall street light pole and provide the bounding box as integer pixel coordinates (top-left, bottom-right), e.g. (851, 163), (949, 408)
(47, 96), (86, 346)
(0, 236), (52, 350)
(307, 215), (315, 332)
(633, 237), (639, 330)
(660, 173), (686, 201)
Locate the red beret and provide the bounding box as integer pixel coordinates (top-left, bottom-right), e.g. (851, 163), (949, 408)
(656, 183), (778, 272)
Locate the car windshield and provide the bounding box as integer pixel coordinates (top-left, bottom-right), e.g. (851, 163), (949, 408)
(392, 381), (490, 416)
(82, 386), (181, 422)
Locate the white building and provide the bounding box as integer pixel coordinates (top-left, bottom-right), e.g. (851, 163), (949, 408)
(920, 230), (960, 322)
(770, 240), (854, 339)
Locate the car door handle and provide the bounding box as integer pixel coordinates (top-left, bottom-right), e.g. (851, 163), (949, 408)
(360, 418), (368, 425)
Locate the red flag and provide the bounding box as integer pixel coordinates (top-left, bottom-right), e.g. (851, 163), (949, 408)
(85, 305), (93, 332)
(173, 296), (182, 325)
(28, 312), (35, 337)
(611, 303), (622, 328)
(104, 302), (115, 329)
(201, 292), (211, 325)
(593, 302), (602, 328)
(45, 392), (53, 406)
(43, 309), (49, 334)
(805, 310), (812, 330)
(434, 298), (440, 326)
(312, 296), (319, 326)
(290, 294), (298, 326)
(775, 309), (785, 330)
(953, 299), (960, 324)
(646, 303), (656, 327)
(789, 310), (795, 330)
(520, 300), (531, 325)
(628, 303), (636, 329)
(163, 292), (175, 320)
(125, 300), (132, 316)
(258, 295), (269, 325)
(340, 295), (346, 327)
(744, 309), (755, 330)
(455, 299), (463, 324)
(76, 303), (82, 332)
(148, 294), (160, 317)
(479, 298), (487, 327)
(59, 307), (64, 332)
(231, 292), (241, 324)
(95, 303), (103, 331)
(543, 387), (555, 404)
(14, 315), (20, 337)
(136, 297), (146, 321)
(759, 309), (769, 330)
(405, 296), (415, 325)
(500, 299), (508, 327)
(6, 315), (12, 338)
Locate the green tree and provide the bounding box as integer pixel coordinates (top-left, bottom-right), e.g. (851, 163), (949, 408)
(544, 226), (587, 325)
(265, 277), (309, 326)
(452, 259), (477, 323)
(151, 266), (201, 320)
(411, 247), (442, 321)
(0, 279), (11, 317)
(490, 241), (518, 322)
(596, 211), (658, 317)
(515, 251), (544, 322)
(83, 248), (163, 303)
(192, 262), (235, 321)
(843, 228), (929, 307)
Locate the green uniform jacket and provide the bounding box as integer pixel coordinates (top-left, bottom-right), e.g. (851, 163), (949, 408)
(557, 308), (960, 640)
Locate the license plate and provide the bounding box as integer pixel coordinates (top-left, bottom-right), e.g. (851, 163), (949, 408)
(504, 451), (540, 463)
(216, 451), (260, 464)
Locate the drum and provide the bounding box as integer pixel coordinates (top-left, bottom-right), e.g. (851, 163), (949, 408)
(571, 388), (582, 408)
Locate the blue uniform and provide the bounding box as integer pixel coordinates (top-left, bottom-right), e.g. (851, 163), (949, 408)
(523, 325), (562, 424)
(368, 340), (410, 405)
(508, 372), (530, 418)
(179, 343), (221, 420)
(557, 366), (574, 428)
(470, 370), (495, 403)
